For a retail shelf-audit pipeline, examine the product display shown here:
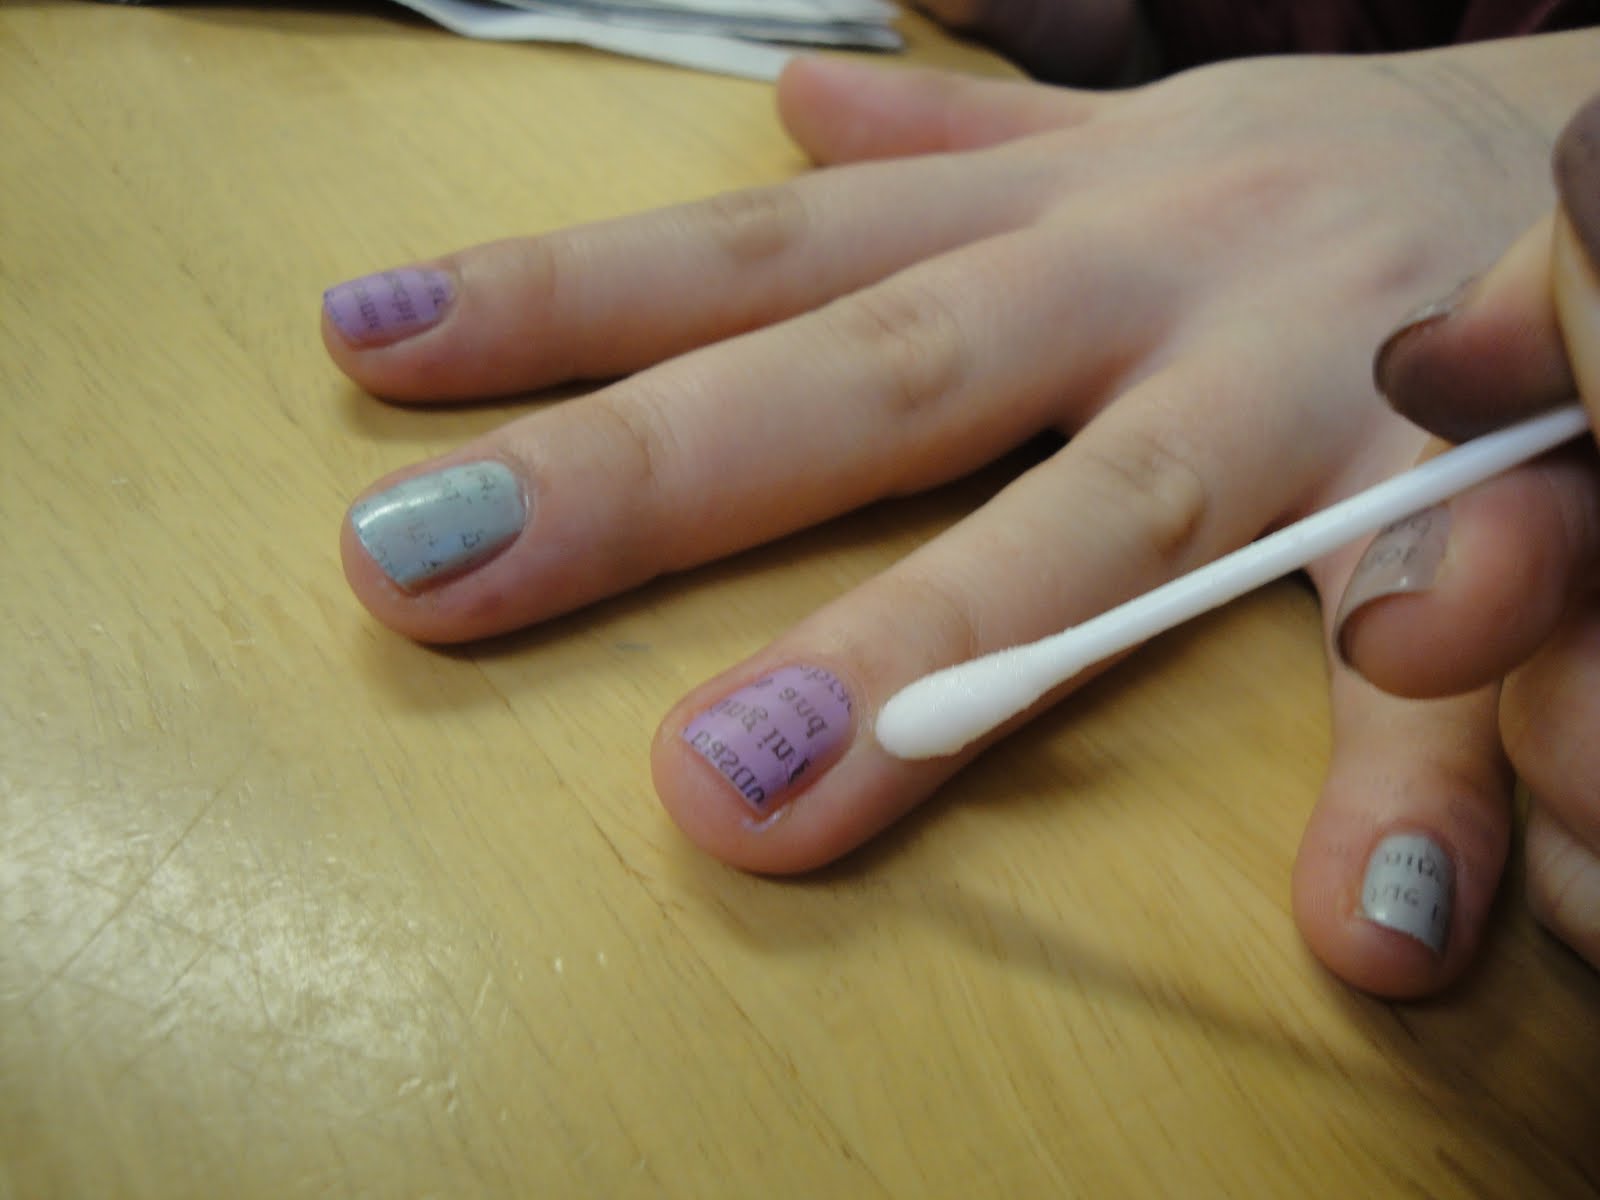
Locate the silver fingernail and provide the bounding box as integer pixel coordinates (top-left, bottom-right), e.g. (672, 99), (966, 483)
(1361, 832), (1454, 955)
(1337, 506), (1450, 622)
(351, 461), (525, 590)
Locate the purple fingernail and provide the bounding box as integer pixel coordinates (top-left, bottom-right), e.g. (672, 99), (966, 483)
(681, 665), (854, 812)
(324, 267), (454, 347)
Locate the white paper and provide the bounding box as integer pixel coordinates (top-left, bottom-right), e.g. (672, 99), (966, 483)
(496, 1), (902, 49)
(392, 0), (902, 80)
(508, 0), (897, 22)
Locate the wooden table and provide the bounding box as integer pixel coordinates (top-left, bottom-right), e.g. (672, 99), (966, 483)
(4, 4), (1597, 1196)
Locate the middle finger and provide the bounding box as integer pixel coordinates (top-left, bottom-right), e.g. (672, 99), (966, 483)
(653, 324), (1361, 871)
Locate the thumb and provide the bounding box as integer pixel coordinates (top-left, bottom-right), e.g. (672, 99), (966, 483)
(1337, 92), (1600, 699)
(1375, 90), (1600, 444)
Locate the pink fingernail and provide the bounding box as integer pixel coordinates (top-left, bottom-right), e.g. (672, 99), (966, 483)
(324, 267), (454, 347)
(681, 665), (854, 813)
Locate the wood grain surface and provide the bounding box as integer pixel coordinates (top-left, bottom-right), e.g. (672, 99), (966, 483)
(3, 3), (1597, 1196)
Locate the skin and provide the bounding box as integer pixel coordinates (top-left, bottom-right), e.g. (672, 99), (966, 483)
(327, 32), (1600, 997)
(1341, 94), (1600, 967)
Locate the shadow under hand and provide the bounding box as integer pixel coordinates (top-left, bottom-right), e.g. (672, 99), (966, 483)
(1319, 842), (1600, 1189)
(333, 381), (600, 449)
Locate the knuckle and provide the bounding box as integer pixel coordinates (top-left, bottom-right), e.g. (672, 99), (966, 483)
(1076, 426), (1211, 568)
(588, 391), (677, 522)
(505, 235), (579, 377)
(883, 571), (984, 668)
(833, 282), (967, 422)
(703, 184), (810, 266)
(582, 386), (712, 580)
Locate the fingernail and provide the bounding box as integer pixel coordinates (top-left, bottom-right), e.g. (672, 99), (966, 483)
(350, 461), (525, 591)
(1372, 278), (1476, 401)
(681, 665), (854, 814)
(1554, 91), (1600, 269)
(1334, 505), (1451, 663)
(1361, 831), (1455, 955)
(324, 267), (454, 347)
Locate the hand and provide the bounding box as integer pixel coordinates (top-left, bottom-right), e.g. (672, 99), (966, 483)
(1339, 92), (1600, 968)
(325, 33), (1598, 996)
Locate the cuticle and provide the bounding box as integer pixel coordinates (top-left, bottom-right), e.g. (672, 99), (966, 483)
(741, 806), (789, 834)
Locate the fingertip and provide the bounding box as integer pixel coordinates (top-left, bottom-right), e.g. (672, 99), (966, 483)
(650, 719), (829, 876)
(775, 55), (949, 165)
(773, 51), (836, 103)
(777, 53), (1088, 165)
(1336, 457), (1600, 701)
(1293, 680), (1511, 999)
(337, 508), (496, 647)
(1337, 592), (1449, 700)
(1376, 215), (1573, 443)
(649, 657), (969, 876)
(320, 302), (354, 369)
(1291, 879), (1448, 1000)
(1333, 504), (1456, 698)
(318, 261), (479, 403)
(772, 52), (828, 136)
(338, 513), (433, 642)
(338, 456), (537, 644)
(773, 54), (883, 166)
(1293, 799), (1504, 1000)
(650, 662), (878, 875)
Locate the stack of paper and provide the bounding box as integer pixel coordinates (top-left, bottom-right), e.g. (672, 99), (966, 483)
(394, 0), (904, 79)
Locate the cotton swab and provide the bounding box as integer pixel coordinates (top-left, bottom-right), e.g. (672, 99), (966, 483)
(875, 404), (1589, 761)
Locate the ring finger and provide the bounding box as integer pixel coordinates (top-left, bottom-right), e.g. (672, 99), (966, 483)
(651, 332), (1348, 872)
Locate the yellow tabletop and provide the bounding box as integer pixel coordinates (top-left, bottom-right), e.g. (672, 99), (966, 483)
(4, 4), (1597, 1197)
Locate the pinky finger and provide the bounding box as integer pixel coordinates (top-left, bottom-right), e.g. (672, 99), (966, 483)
(1502, 607), (1600, 970)
(1525, 803), (1600, 968)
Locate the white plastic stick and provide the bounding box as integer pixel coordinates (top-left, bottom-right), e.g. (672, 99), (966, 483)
(876, 404), (1589, 761)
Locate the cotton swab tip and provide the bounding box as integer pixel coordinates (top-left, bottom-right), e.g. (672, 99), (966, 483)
(874, 643), (1074, 760)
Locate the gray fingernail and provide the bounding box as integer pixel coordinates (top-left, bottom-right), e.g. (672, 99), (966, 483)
(1361, 832), (1454, 955)
(351, 461), (525, 591)
(1334, 505), (1451, 658)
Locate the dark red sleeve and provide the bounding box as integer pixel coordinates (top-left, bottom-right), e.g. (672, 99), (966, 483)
(1145, 0), (1599, 72)
(1457, 0), (1600, 37)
